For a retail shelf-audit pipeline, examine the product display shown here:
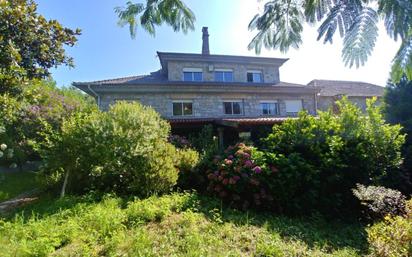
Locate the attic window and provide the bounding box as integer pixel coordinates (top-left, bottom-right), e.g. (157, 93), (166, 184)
(183, 68), (203, 82)
(215, 69), (233, 82)
(247, 70), (263, 83)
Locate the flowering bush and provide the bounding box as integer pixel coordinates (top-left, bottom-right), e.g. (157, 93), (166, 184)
(204, 143), (276, 210)
(168, 135), (191, 149)
(0, 79), (95, 165)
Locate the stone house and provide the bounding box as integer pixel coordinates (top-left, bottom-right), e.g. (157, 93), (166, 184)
(74, 27), (384, 145)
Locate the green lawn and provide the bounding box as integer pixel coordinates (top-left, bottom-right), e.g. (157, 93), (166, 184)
(0, 171), (39, 202)
(0, 191), (368, 256)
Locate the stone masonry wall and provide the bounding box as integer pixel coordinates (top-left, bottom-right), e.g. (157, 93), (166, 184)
(99, 92), (316, 118)
(167, 60), (280, 83)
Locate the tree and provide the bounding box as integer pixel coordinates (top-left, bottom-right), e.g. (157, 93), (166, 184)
(118, 0), (411, 82)
(384, 77), (412, 192)
(0, 0), (81, 94)
(115, 0), (195, 38)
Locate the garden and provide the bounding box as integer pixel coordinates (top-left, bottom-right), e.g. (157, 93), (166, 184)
(1, 86), (411, 256)
(1, 0), (412, 256)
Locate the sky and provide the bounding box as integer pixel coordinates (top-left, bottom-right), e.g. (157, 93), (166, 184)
(36, 0), (401, 87)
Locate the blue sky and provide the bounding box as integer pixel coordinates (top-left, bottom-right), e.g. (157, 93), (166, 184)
(36, 0), (400, 87)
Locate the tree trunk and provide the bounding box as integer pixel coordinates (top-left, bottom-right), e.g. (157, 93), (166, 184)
(60, 169), (70, 198)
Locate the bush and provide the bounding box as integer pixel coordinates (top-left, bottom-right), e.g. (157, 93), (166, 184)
(384, 77), (412, 193)
(204, 143), (276, 210)
(262, 97), (405, 216)
(367, 199), (412, 257)
(0, 79), (95, 165)
(353, 184), (407, 220)
(40, 101), (180, 197)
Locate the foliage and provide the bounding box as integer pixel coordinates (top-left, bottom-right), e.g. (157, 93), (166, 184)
(353, 184), (407, 220)
(115, 0), (195, 39)
(203, 143), (277, 210)
(367, 199), (412, 257)
(188, 124), (219, 154)
(39, 102), (180, 197)
(262, 97), (405, 216)
(384, 77), (412, 193)
(0, 191), (367, 256)
(0, 0), (80, 94)
(248, 0), (412, 82)
(0, 79), (95, 165)
(0, 171), (38, 202)
(168, 134), (191, 149)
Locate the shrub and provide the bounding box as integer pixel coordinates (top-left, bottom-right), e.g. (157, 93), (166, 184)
(367, 199), (412, 257)
(40, 101), (180, 197)
(353, 184), (406, 220)
(384, 77), (412, 193)
(168, 134), (192, 149)
(204, 143), (276, 210)
(262, 97), (405, 216)
(0, 79), (95, 165)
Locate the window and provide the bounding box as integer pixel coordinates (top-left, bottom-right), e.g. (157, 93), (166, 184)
(260, 102), (279, 115)
(247, 71), (263, 83)
(214, 69), (233, 82)
(173, 101), (193, 116)
(183, 68), (203, 81)
(223, 101), (242, 115)
(285, 100), (303, 114)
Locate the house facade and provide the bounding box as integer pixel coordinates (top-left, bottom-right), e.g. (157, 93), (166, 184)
(74, 27), (384, 145)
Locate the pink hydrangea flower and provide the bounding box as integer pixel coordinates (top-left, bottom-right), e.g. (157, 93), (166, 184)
(227, 155), (234, 160)
(224, 159), (233, 165)
(244, 160), (253, 167)
(253, 166), (262, 174)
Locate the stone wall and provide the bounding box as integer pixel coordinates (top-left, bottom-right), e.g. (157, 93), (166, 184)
(317, 96), (382, 112)
(167, 60), (280, 83)
(99, 92), (316, 118)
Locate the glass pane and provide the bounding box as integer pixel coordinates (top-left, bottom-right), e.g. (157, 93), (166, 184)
(214, 71), (224, 81)
(224, 72), (233, 82)
(183, 72), (192, 81)
(173, 103), (182, 116)
(247, 73), (253, 82)
(253, 73), (262, 82)
(193, 72), (203, 81)
(224, 102), (232, 114)
(271, 103), (279, 115)
(261, 103), (269, 115)
(233, 102), (241, 114)
(183, 102), (193, 115)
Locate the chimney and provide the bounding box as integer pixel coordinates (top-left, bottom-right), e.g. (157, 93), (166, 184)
(202, 27), (210, 55)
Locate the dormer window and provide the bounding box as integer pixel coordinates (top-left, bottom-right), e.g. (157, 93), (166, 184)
(183, 68), (203, 81)
(214, 69), (233, 82)
(247, 70), (263, 83)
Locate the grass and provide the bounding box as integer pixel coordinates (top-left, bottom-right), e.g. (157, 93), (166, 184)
(0, 171), (39, 202)
(0, 191), (368, 257)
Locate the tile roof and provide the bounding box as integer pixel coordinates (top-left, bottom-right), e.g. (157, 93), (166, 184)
(168, 117), (293, 125)
(308, 79), (384, 97)
(73, 70), (167, 86)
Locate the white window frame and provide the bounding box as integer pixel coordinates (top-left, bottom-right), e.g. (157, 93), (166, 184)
(260, 100), (279, 115)
(223, 100), (243, 115)
(172, 100), (193, 116)
(182, 68), (203, 81)
(214, 69), (234, 82)
(247, 70), (263, 83)
(285, 100), (303, 114)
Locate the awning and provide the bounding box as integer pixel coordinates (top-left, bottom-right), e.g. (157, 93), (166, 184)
(168, 117), (293, 128)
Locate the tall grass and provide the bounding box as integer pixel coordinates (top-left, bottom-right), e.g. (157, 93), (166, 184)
(0, 192), (367, 256)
